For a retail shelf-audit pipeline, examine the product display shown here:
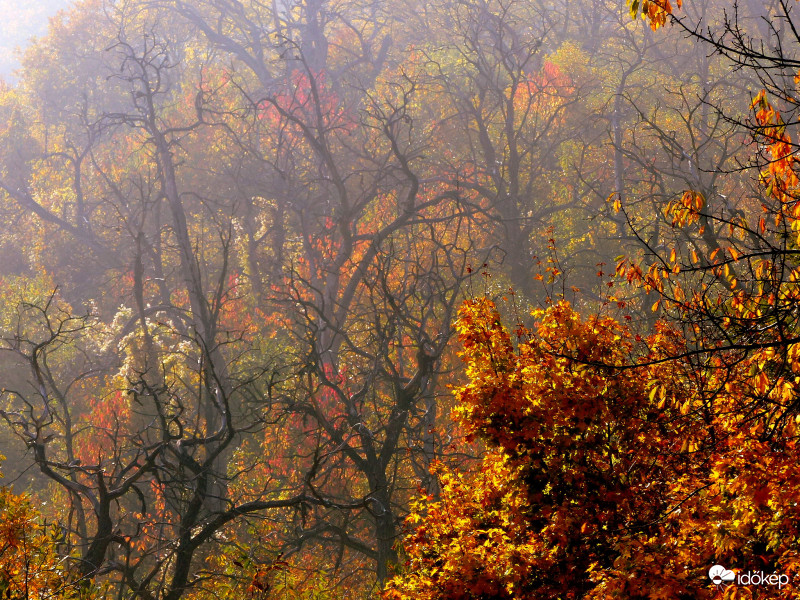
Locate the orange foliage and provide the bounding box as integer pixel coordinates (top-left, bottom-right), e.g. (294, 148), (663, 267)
(386, 297), (800, 599)
(0, 485), (79, 599)
(628, 0), (682, 31)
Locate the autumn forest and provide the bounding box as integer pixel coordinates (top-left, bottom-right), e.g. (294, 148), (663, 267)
(0, 0), (798, 598)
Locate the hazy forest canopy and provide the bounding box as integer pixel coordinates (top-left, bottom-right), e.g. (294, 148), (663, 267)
(0, 0), (73, 75)
(1, 0), (800, 598)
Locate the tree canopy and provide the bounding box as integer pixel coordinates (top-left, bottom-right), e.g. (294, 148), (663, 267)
(0, 0), (798, 598)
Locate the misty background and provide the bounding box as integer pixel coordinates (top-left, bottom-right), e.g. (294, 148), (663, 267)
(0, 0), (72, 76)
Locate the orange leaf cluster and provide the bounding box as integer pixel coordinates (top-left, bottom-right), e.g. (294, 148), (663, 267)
(628, 0), (682, 31)
(386, 298), (800, 598)
(0, 486), (79, 599)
